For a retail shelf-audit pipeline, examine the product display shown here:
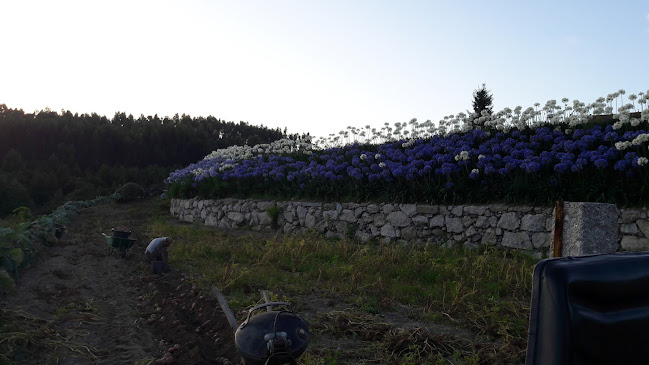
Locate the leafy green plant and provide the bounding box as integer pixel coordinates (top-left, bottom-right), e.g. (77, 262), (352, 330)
(114, 182), (146, 203)
(345, 223), (357, 239)
(11, 206), (33, 223)
(0, 246), (23, 285)
(266, 205), (281, 230)
(0, 194), (117, 288)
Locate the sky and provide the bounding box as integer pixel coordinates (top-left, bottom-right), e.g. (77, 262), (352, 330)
(1, 0), (648, 140)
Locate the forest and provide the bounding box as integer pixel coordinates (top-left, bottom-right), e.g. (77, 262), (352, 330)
(0, 104), (287, 217)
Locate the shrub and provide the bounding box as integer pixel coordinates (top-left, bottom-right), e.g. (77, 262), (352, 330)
(114, 182), (146, 203)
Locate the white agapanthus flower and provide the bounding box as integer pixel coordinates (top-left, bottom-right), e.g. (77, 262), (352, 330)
(615, 141), (632, 150)
(192, 167), (206, 176)
(454, 150), (470, 161)
(399, 139), (416, 148)
(203, 138), (315, 160)
(379, 162), (386, 168)
(299, 88), (648, 148)
(219, 162), (238, 171)
(360, 154), (367, 160)
(638, 157), (648, 166)
(632, 133), (649, 146)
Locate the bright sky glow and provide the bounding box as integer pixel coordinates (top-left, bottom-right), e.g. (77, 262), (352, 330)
(1, 0), (648, 139)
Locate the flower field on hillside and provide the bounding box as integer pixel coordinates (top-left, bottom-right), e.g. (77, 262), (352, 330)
(167, 90), (649, 206)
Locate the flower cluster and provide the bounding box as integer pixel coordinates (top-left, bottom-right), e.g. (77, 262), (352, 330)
(203, 138), (313, 160)
(167, 124), (649, 192)
(167, 89), (649, 205)
(313, 89), (649, 148)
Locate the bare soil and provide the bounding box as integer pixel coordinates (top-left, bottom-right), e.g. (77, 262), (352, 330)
(1, 197), (520, 364)
(0, 199), (240, 365)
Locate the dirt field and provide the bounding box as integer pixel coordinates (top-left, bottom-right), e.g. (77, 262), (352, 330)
(1, 197), (528, 365)
(0, 199), (240, 365)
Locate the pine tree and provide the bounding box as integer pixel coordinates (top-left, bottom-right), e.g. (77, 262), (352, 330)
(472, 83), (493, 127)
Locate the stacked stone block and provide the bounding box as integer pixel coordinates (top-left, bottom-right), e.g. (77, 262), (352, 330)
(170, 198), (555, 256)
(618, 208), (649, 251)
(170, 198), (649, 256)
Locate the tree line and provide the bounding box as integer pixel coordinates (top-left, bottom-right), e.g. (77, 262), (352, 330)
(0, 104), (286, 217)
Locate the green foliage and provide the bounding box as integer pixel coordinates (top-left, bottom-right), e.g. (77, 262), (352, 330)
(0, 248), (24, 281)
(266, 205), (281, 229)
(0, 104), (286, 217)
(1, 149), (24, 172)
(0, 194), (116, 287)
(63, 178), (99, 202)
(472, 83), (493, 121)
(0, 175), (33, 217)
(114, 182), (145, 203)
(178, 170), (564, 206)
(345, 223), (358, 239)
(0, 225), (29, 285)
(0, 267), (15, 291)
(11, 207), (33, 222)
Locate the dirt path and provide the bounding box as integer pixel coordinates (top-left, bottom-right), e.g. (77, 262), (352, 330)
(0, 199), (239, 365)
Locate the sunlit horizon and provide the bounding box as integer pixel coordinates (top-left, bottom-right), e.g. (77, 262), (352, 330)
(1, 0), (648, 140)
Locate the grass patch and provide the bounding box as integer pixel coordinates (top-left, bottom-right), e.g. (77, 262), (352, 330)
(266, 205), (281, 229)
(150, 220), (536, 363)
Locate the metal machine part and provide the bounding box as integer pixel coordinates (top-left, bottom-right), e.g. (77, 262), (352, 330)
(235, 302), (310, 365)
(212, 286), (310, 365)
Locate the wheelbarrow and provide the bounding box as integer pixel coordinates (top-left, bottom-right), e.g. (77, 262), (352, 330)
(102, 233), (136, 258)
(212, 287), (310, 365)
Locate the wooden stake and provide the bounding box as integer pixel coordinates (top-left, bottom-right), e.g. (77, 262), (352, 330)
(212, 286), (239, 332)
(553, 201), (564, 258)
(261, 290), (273, 312)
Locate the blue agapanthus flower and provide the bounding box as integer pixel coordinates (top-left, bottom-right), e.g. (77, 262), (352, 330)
(593, 159), (608, 170)
(554, 163), (568, 174)
(614, 160), (628, 171)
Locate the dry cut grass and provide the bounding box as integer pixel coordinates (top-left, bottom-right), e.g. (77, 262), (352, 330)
(150, 217), (536, 364)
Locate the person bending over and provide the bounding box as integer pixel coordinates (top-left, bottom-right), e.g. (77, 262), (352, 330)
(145, 237), (172, 272)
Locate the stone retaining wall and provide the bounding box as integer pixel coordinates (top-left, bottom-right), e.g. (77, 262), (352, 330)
(618, 207), (649, 251)
(170, 198), (649, 256)
(171, 199), (558, 255)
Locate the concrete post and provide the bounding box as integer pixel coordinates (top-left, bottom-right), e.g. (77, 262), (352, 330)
(556, 201), (618, 257)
